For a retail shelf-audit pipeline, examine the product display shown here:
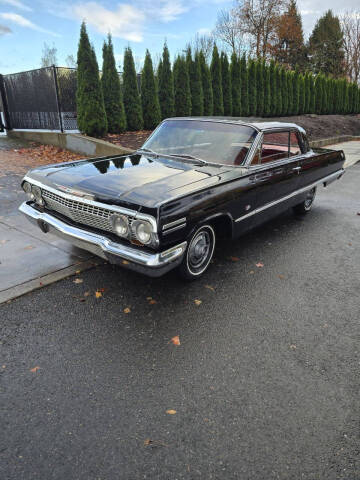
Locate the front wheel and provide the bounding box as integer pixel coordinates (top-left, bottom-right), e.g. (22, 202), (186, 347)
(178, 224), (216, 280)
(293, 187), (317, 215)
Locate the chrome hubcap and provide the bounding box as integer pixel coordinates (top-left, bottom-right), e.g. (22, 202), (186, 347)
(188, 232), (210, 269)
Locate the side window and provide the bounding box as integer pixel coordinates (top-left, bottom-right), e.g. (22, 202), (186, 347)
(260, 131), (289, 164)
(289, 131), (302, 156)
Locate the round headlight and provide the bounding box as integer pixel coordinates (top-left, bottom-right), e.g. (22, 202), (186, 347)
(31, 185), (44, 206)
(23, 181), (34, 199)
(134, 220), (152, 244)
(111, 214), (129, 237)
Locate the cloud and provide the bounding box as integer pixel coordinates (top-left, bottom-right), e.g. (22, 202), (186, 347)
(197, 27), (211, 35)
(0, 0), (32, 11)
(72, 2), (145, 42)
(0, 22), (12, 34)
(0, 12), (60, 36)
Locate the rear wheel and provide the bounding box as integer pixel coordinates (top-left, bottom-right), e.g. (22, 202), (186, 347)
(178, 225), (215, 280)
(293, 187), (316, 215)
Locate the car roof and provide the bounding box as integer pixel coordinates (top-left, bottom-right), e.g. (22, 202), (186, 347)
(166, 117), (306, 134)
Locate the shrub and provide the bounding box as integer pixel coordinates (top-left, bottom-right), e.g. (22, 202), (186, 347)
(123, 47), (143, 131)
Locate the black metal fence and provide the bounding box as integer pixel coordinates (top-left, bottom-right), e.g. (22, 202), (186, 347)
(0, 66), (77, 131)
(0, 66), (141, 132)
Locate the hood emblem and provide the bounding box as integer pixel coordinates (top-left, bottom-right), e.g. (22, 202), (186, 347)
(55, 184), (93, 199)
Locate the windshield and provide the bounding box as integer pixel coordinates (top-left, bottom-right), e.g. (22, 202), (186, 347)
(141, 119), (258, 166)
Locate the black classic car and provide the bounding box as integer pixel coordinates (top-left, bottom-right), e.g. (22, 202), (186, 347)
(19, 118), (345, 279)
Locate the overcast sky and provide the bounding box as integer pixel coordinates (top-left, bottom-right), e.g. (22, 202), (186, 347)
(0, 0), (359, 74)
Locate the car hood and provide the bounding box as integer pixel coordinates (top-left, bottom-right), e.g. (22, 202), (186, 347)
(26, 153), (230, 210)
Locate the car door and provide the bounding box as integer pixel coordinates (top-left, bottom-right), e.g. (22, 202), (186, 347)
(248, 129), (301, 227)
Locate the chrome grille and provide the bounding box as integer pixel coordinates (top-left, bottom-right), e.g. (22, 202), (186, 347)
(42, 189), (134, 234)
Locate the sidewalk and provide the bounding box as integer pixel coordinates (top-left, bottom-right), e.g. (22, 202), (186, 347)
(0, 138), (97, 304)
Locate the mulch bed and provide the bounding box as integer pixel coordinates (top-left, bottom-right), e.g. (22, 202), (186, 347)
(103, 130), (153, 150)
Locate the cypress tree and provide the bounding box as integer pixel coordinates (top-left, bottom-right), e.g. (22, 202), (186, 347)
(298, 74), (305, 114)
(286, 71), (293, 115)
(173, 56), (191, 116)
(101, 34), (126, 133)
(123, 47), (143, 130)
(304, 72), (311, 113)
(221, 52), (232, 115)
(248, 59), (257, 116)
(76, 22), (107, 137)
(187, 48), (204, 116)
(344, 80), (350, 114)
(309, 74), (316, 113)
(292, 70), (300, 115)
(281, 67), (288, 116)
(141, 50), (161, 130)
(199, 50), (213, 115)
(256, 60), (264, 117)
(334, 78), (342, 113)
(230, 52), (241, 116)
(240, 54), (249, 116)
(158, 43), (175, 119)
(275, 65), (283, 115)
(315, 75), (323, 114)
(210, 45), (224, 115)
(263, 63), (271, 117)
(269, 60), (277, 116)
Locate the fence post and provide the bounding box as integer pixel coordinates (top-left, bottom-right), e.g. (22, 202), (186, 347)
(52, 65), (64, 133)
(0, 74), (12, 130)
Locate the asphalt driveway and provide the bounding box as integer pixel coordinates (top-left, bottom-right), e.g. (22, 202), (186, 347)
(1, 163), (359, 479)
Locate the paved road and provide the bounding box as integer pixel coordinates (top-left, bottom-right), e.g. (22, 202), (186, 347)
(1, 165), (359, 480)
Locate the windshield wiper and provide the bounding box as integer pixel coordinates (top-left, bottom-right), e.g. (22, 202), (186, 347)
(168, 153), (207, 165)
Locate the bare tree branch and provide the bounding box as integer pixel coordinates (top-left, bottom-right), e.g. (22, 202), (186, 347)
(341, 11), (360, 83)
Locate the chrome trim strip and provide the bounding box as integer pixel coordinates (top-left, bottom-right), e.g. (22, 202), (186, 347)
(23, 176), (158, 231)
(235, 169), (344, 223)
(162, 217), (187, 230)
(19, 202), (186, 268)
(162, 223), (187, 235)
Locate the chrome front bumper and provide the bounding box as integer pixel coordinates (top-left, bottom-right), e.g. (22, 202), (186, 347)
(19, 202), (187, 277)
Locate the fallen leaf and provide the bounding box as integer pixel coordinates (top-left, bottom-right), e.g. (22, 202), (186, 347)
(249, 270), (255, 274)
(278, 274), (285, 279)
(229, 256), (239, 262)
(24, 245), (34, 250)
(149, 299), (157, 305)
(122, 260), (129, 265)
(84, 291), (90, 297)
(205, 285), (215, 292)
(171, 335), (180, 345)
(0, 239), (8, 245)
(194, 299), (202, 306)
(124, 307), (131, 314)
(95, 290), (102, 298)
(75, 270), (81, 274)
(166, 409), (177, 415)
(348, 242), (352, 246)
(144, 439), (152, 446)
(289, 344), (297, 350)
(30, 366), (40, 372)
(256, 262), (264, 268)
(73, 278), (83, 284)
(146, 296), (152, 300)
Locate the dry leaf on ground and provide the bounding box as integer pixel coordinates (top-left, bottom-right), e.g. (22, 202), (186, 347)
(149, 299), (157, 305)
(229, 256), (239, 262)
(95, 290), (102, 298)
(30, 366), (40, 372)
(170, 335), (180, 345)
(194, 299), (202, 306)
(205, 285), (215, 292)
(256, 262), (264, 268)
(73, 278), (83, 284)
(290, 344), (297, 350)
(278, 274), (285, 279)
(124, 307), (131, 314)
(84, 291), (90, 297)
(166, 409), (177, 415)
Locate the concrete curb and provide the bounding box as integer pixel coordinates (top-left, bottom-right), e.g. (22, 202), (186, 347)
(0, 257), (103, 305)
(8, 131), (134, 157)
(310, 135), (360, 148)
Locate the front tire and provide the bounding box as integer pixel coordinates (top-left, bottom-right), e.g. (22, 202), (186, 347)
(178, 224), (215, 280)
(293, 187), (316, 215)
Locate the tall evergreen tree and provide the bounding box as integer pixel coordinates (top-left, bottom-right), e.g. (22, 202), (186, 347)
(281, 67), (288, 116)
(263, 63), (271, 117)
(287, 70), (294, 115)
(173, 55), (192, 116)
(292, 70), (300, 115)
(210, 45), (224, 115)
(256, 60), (264, 116)
(76, 22), (107, 137)
(248, 59), (257, 116)
(101, 34), (126, 133)
(308, 10), (345, 77)
(123, 47), (143, 130)
(298, 74), (305, 114)
(275, 65), (283, 115)
(304, 72), (311, 113)
(314, 74), (323, 114)
(230, 52), (241, 116)
(141, 50), (161, 130)
(221, 52), (232, 115)
(240, 54), (249, 116)
(199, 50), (213, 115)
(158, 43), (175, 119)
(309, 74), (316, 113)
(269, 60), (277, 116)
(186, 47), (204, 116)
